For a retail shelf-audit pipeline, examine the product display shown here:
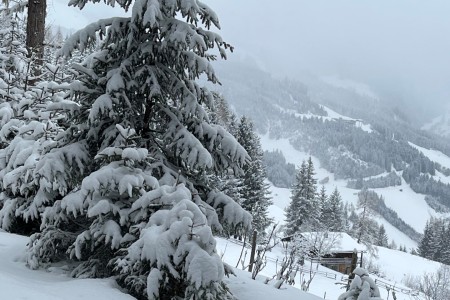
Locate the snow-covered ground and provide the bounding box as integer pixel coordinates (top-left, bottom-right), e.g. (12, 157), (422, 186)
(216, 234), (439, 300)
(0, 231), (322, 300)
(0, 208), (435, 300)
(224, 268), (321, 300)
(0, 231), (135, 300)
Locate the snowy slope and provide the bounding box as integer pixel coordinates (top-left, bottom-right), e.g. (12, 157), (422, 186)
(0, 231), (322, 300)
(408, 141), (450, 196)
(408, 141), (450, 170)
(224, 268), (321, 300)
(216, 235), (438, 300)
(273, 104), (373, 133)
(321, 106), (373, 133)
(1, 213), (431, 300)
(260, 133), (423, 250)
(0, 231), (135, 300)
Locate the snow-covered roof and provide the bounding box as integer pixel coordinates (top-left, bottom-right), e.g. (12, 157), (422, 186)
(333, 232), (366, 252)
(300, 232), (366, 253)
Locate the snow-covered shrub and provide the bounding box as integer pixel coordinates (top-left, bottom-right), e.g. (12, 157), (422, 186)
(338, 267), (382, 300)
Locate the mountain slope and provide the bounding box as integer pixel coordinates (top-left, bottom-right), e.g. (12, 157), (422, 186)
(422, 112), (450, 139)
(212, 61), (450, 241)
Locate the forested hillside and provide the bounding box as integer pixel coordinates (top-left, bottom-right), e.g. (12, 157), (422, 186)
(213, 61), (450, 213)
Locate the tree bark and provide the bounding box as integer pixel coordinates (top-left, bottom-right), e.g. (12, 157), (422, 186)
(26, 0), (46, 64)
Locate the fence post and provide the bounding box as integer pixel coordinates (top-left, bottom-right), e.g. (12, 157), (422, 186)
(248, 230), (257, 272)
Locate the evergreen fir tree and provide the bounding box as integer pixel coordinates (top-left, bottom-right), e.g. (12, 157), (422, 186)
(236, 116), (272, 236)
(26, 2), (251, 299)
(285, 161), (307, 236)
(418, 218), (438, 260)
(318, 185), (328, 226)
(285, 157), (319, 235)
(418, 217), (450, 264)
(375, 224), (388, 247)
(328, 187), (344, 231)
(0, 11), (29, 127)
(355, 188), (375, 244)
(0, 11), (79, 234)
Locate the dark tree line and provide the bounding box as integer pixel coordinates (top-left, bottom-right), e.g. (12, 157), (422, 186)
(347, 171), (402, 190)
(403, 169), (450, 209)
(418, 217), (450, 265)
(263, 149), (296, 188)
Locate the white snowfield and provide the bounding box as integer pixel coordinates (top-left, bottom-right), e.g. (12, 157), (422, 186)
(216, 235), (440, 300)
(0, 231), (322, 300)
(0, 231), (135, 300)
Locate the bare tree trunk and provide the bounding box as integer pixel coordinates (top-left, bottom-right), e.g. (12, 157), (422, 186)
(248, 230), (257, 272)
(26, 0), (46, 80)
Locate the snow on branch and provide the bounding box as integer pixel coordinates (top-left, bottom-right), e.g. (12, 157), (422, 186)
(59, 17), (130, 58)
(207, 190), (252, 231)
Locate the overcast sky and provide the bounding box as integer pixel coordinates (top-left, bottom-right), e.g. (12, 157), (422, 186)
(48, 0), (450, 118)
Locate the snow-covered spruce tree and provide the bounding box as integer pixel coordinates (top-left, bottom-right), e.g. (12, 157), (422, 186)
(327, 187), (344, 231)
(284, 157), (318, 235)
(0, 10), (83, 234)
(207, 98), (245, 236)
(418, 217), (450, 264)
(285, 161), (307, 236)
(0, 11), (29, 132)
(338, 267), (382, 300)
(318, 185), (328, 226)
(0, 60), (83, 234)
(236, 116), (272, 237)
(355, 188), (375, 244)
(27, 2), (251, 299)
(375, 224), (388, 247)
